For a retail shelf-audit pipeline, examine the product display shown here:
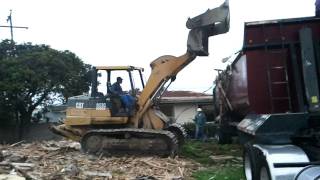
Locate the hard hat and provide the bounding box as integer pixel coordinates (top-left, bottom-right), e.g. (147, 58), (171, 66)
(197, 108), (202, 112)
(117, 77), (123, 81)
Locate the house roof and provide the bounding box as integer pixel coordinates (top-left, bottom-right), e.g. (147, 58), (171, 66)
(160, 91), (213, 104)
(162, 91), (209, 97)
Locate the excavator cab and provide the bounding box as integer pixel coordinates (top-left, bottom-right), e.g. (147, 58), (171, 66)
(91, 66), (145, 116)
(60, 66), (145, 132)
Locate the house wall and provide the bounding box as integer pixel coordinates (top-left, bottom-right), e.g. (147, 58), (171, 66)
(173, 104), (197, 124)
(44, 112), (66, 123)
(23, 123), (62, 141)
(0, 123), (62, 143)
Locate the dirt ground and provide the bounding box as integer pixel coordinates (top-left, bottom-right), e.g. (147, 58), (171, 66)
(0, 140), (202, 180)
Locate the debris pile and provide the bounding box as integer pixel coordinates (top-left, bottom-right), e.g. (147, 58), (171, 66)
(0, 140), (200, 179)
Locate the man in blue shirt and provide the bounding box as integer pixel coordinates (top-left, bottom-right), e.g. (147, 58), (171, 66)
(193, 107), (207, 140)
(110, 77), (135, 114)
(110, 77), (123, 95)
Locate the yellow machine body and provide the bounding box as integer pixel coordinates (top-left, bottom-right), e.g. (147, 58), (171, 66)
(50, 1), (230, 156)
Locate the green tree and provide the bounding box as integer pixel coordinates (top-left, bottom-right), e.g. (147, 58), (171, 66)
(0, 40), (91, 138)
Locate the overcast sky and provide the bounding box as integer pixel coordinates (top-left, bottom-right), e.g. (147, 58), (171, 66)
(0, 0), (315, 93)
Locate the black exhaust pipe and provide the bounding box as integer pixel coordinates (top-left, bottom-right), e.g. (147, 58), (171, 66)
(91, 67), (98, 97)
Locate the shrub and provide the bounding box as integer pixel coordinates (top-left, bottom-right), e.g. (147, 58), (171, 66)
(182, 122), (217, 139)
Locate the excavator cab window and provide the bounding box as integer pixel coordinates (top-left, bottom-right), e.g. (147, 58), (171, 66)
(107, 71), (132, 95)
(94, 66), (145, 116)
(105, 69), (145, 97)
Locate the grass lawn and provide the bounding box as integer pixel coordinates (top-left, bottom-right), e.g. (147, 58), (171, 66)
(192, 166), (244, 180)
(179, 140), (245, 180)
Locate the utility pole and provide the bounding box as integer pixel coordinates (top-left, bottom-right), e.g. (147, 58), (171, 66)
(0, 10), (28, 43)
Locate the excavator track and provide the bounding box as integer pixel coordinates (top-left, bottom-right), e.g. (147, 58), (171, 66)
(81, 128), (178, 157)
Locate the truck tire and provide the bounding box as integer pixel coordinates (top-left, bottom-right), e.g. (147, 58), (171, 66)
(215, 128), (232, 144)
(243, 143), (260, 180)
(243, 143), (272, 180)
(257, 153), (271, 180)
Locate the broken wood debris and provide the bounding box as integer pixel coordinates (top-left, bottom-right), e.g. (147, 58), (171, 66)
(83, 171), (112, 178)
(0, 151), (3, 162)
(209, 155), (235, 162)
(0, 174), (26, 180)
(0, 162), (35, 168)
(0, 140), (200, 179)
(140, 159), (171, 171)
(10, 140), (25, 147)
(0, 162), (36, 179)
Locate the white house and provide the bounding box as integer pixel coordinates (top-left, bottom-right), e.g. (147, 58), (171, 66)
(159, 91), (214, 124)
(46, 105), (67, 122)
(32, 105), (67, 123)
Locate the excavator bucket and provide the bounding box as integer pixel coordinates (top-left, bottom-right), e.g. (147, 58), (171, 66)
(187, 0), (230, 56)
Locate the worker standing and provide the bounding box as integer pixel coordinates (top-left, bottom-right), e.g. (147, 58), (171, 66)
(316, 0), (320, 16)
(193, 107), (207, 141)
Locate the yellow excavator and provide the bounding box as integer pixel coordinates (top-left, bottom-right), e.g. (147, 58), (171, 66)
(51, 1), (230, 157)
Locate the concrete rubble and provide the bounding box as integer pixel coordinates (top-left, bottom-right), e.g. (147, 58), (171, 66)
(0, 140), (200, 179)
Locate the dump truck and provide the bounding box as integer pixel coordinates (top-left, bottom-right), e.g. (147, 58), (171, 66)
(213, 16), (320, 179)
(51, 1), (230, 157)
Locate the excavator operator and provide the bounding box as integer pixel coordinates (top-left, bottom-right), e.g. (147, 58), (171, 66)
(110, 77), (124, 95)
(110, 77), (135, 114)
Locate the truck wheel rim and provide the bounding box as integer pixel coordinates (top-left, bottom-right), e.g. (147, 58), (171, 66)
(260, 166), (269, 180)
(244, 152), (252, 180)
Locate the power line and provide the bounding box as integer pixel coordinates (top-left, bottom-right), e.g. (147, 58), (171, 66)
(0, 10), (28, 43)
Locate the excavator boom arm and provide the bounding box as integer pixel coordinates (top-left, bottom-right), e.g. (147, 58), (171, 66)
(131, 1), (230, 127)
